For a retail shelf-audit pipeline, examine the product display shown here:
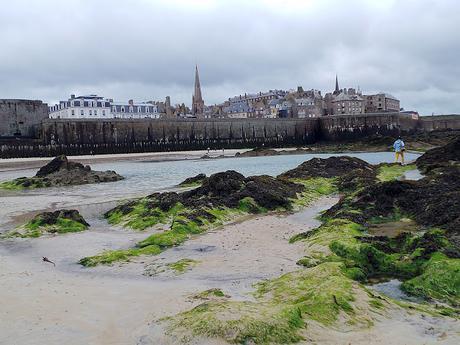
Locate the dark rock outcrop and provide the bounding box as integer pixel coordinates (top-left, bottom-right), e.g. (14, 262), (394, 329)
(109, 170), (305, 223)
(10, 155), (124, 188)
(279, 156), (375, 179)
(178, 173), (207, 186)
(236, 148), (280, 157)
(34, 209), (90, 227)
(416, 136), (460, 173)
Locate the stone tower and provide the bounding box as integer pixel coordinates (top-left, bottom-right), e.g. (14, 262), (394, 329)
(192, 65), (205, 116)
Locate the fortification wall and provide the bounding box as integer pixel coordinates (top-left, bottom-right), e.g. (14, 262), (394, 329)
(40, 118), (319, 145)
(418, 115), (460, 131)
(318, 112), (419, 141)
(0, 99), (48, 137)
(1, 113), (459, 158)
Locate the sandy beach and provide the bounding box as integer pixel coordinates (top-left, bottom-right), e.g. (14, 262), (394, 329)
(0, 197), (337, 345)
(1, 194), (458, 344)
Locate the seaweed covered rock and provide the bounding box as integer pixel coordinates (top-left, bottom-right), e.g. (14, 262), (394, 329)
(235, 148), (280, 157)
(325, 146), (460, 252)
(105, 170), (306, 231)
(337, 167), (378, 192)
(279, 156), (375, 179)
(8, 209), (89, 238)
(416, 136), (460, 173)
(0, 155), (124, 189)
(181, 171), (304, 210)
(178, 173), (206, 186)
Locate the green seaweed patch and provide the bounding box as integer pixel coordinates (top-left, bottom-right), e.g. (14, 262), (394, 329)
(8, 214), (88, 238)
(167, 258), (200, 274)
(190, 288), (228, 300)
(178, 181), (203, 188)
(301, 217), (460, 307)
(376, 164), (416, 182)
(80, 207), (242, 266)
(290, 177), (337, 208)
(0, 177), (50, 190)
(401, 252), (460, 305)
(238, 197), (268, 213)
(167, 263), (374, 344)
(105, 200), (181, 230)
(78, 245), (162, 267)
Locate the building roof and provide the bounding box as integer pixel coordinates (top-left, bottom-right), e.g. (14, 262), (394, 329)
(378, 93), (398, 100)
(333, 92), (363, 102)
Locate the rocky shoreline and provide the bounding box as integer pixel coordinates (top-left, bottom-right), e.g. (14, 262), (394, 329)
(1, 134), (459, 344)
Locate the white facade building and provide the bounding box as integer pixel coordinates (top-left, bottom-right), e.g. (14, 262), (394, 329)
(49, 95), (159, 119)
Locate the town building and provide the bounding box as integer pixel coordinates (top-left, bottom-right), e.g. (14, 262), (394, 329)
(49, 95), (159, 119)
(364, 93), (400, 113)
(323, 76), (400, 115)
(223, 102), (253, 118)
(331, 88), (365, 115)
(111, 100), (159, 119)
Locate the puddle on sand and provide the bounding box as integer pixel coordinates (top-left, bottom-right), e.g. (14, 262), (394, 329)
(401, 169), (424, 181)
(368, 279), (423, 303)
(368, 218), (419, 237)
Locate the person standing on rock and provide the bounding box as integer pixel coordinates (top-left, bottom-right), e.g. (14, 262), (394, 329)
(393, 136), (405, 165)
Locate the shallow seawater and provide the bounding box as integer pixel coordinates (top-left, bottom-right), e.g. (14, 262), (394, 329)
(368, 279), (423, 303)
(0, 151), (421, 196)
(0, 151), (421, 225)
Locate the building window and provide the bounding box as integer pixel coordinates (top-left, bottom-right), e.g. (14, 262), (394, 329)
(81, 110), (84, 116)
(97, 102), (102, 107)
(89, 110), (92, 115)
(71, 110), (75, 116)
(121, 106), (125, 113)
(102, 110), (106, 116)
(94, 110), (97, 116)
(146, 107), (150, 113)
(138, 107), (142, 113)
(129, 106), (133, 113)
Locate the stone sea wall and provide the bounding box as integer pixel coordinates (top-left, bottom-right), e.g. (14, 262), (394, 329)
(1, 113), (459, 158)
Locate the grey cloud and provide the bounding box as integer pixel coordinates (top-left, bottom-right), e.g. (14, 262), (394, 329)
(0, 0), (459, 114)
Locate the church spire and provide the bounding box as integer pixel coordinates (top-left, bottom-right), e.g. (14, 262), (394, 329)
(194, 65), (202, 101)
(192, 65), (204, 116)
(335, 74), (339, 93)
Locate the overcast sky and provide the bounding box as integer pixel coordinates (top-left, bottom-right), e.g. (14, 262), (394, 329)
(0, 0), (458, 114)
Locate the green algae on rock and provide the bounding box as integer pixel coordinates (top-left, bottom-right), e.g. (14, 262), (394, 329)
(166, 263), (376, 344)
(178, 173), (207, 187)
(376, 163), (416, 182)
(6, 210), (89, 238)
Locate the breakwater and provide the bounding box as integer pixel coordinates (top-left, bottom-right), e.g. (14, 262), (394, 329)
(1, 113), (458, 158)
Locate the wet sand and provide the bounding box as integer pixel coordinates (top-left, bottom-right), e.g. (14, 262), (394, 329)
(2, 194), (458, 345)
(0, 149), (248, 172)
(0, 196), (336, 345)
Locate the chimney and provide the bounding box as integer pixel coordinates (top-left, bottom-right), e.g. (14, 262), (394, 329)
(70, 94), (75, 99)
(128, 99), (134, 105)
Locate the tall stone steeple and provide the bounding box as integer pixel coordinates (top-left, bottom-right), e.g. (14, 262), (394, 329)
(334, 74), (340, 95)
(192, 65), (204, 116)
